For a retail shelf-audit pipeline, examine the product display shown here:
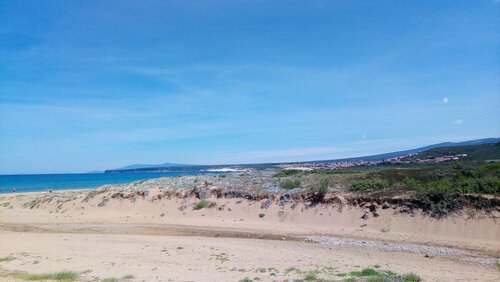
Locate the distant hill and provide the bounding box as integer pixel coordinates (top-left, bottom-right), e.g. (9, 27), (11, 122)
(114, 162), (191, 170)
(105, 137), (499, 173)
(309, 137), (500, 163)
(410, 142), (500, 161)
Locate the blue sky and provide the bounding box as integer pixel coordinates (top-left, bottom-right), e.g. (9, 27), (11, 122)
(0, 0), (499, 174)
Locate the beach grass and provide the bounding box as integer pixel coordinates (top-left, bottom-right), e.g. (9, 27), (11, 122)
(193, 199), (208, 210)
(0, 256), (16, 262)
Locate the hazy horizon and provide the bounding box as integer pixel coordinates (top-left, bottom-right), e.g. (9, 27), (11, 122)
(1, 1), (499, 174)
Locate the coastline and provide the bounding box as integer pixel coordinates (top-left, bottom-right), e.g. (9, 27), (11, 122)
(1, 175), (499, 281)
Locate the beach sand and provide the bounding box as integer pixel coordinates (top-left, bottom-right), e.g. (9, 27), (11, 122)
(0, 188), (499, 281)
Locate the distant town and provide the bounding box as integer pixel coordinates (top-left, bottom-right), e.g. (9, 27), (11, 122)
(280, 153), (469, 170)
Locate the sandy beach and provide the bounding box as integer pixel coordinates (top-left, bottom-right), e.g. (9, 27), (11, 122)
(0, 178), (499, 282)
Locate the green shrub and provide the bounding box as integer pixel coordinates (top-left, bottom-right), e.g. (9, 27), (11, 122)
(350, 180), (389, 192)
(350, 268), (379, 277)
(304, 272), (317, 281)
(22, 271), (78, 281)
(402, 273), (421, 281)
(0, 256), (16, 262)
(274, 169), (301, 177)
(318, 178), (329, 197)
(415, 177), (500, 196)
(282, 179), (301, 189)
(194, 199), (208, 210)
(258, 213), (265, 218)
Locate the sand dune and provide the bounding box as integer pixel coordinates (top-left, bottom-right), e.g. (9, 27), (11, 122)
(0, 186), (499, 281)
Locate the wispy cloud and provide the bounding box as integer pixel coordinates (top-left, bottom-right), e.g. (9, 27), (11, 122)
(452, 119), (463, 125)
(442, 97), (449, 104)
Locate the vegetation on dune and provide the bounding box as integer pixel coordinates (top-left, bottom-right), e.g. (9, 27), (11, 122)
(17, 271), (79, 281)
(349, 179), (390, 192)
(273, 169), (301, 177)
(405, 142), (500, 161)
(193, 199), (216, 210)
(194, 199), (208, 210)
(402, 273), (422, 281)
(282, 179), (301, 189)
(311, 178), (329, 202)
(0, 256), (16, 262)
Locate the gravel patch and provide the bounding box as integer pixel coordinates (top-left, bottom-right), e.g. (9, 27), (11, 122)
(305, 235), (499, 266)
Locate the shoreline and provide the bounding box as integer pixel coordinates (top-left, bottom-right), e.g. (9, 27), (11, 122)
(1, 175), (499, 281)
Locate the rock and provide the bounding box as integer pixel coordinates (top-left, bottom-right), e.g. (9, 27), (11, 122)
(361, 213), (369, 220)
(196, 188), (208, 199)
(279, 194), (290, 206)
(261, 198), (272, 209)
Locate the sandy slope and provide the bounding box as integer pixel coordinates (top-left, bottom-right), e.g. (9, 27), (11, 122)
(0, 189), (499, 281)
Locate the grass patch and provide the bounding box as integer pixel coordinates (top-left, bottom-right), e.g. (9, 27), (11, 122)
(21, 271), (79, 281)
(238, 278), (253, 282)
(311, 178), (329, 202)
(304, 272), (317, 281)
(350, 268), (379, 277)
(285, 267), (302, 274)
(176, 246), (184, 250)
(101, 278), (119, 282)
(402, 273), (421, 281)
(274, 170), (301, 178)
(194, 199), (208, 210)
(210, 253), (229, 263)
(344, 278), (357, 282)
(122, 274), (135, 280)
(349, 179), (389, 192)
(282, 179), (301, 189)
(381, 228), (390, 233)
(258, 213), (265, 218)
(0, 256), (16, 262)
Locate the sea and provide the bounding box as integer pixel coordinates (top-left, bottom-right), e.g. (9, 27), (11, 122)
(0, 171), (220, 194)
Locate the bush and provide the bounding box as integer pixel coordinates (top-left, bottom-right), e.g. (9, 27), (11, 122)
(349, 180), (389, 192)
(350, 268), (379, 277)
(282, 179), (301, 189)
(194, 199), (208, 210)
(22, 271), (79, 281)
(311, 178), (329, 202)
(273, 169), (301, 177)
(318, 178), (329, 196)
(416, 177), (500, 196)
(402, 273), (421, 282)
(304, 272), (317, 281)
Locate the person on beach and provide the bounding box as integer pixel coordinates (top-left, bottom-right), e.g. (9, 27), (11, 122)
(12, 188), (16, 193)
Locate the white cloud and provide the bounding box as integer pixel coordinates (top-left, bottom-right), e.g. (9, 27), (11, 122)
(362, 134), (368, 139)
(452, 119), (463, 125)
(442, 97), (448, 104)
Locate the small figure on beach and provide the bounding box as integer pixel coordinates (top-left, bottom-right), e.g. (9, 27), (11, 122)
(12, 188), (16, 193)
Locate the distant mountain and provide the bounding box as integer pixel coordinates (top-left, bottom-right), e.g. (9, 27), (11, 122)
(309, 137), (500, 163)
(105, 138), (500, 173)
(114, 162), (191, 171)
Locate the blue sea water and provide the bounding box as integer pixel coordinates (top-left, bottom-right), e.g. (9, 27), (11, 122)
(0, 171), (218, 194)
